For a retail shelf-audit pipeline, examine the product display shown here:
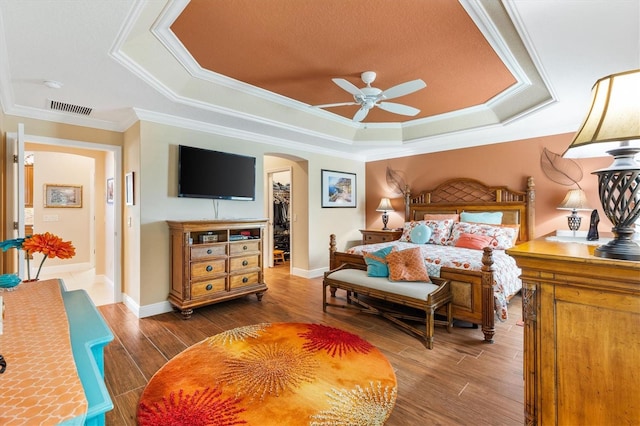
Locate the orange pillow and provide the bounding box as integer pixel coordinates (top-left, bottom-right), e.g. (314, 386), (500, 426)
(454, 233), (494, 250)
(423, 213), (459, 222)
(386, 247), (431, 282)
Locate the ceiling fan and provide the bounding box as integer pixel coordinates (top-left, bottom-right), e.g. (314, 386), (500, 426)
(314, 71), (427, 122)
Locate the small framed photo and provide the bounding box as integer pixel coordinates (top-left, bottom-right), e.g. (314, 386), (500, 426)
(321, 169), (356, 208)
(44, 184), (82, 208)
(125, 172), (134, 206)
(106, 178), (114, 204)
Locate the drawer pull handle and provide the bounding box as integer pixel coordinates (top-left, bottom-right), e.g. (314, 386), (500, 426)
(242, 260), (248, 266)
(206, 265), (213, 272)
(207, 249), (212, 255)
(242, 277), (249, 283)
(206, 284), (213, 291)
(243, 245), (248, 250)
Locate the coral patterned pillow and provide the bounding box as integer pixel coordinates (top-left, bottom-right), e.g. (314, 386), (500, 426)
(386, 247), (431, 282)
(399, 220), (454, 245)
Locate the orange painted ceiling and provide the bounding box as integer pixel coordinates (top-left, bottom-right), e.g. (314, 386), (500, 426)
(171, 0), (516, 123)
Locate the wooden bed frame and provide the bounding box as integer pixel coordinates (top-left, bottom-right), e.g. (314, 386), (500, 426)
(329, 176), (535, 343)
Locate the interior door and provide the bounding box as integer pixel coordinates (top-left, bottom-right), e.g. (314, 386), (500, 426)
(4, 123), (26, 277)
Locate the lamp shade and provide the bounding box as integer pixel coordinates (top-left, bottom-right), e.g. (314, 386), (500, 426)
(564, 69), (640, 159)
(557, 189), (591, 211)
(376, 198), (394, 212)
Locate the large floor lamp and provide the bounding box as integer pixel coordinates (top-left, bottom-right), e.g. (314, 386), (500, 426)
(563, 69), (640, 261)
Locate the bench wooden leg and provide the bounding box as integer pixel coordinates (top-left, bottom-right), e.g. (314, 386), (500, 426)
(426, 310), (435, 350)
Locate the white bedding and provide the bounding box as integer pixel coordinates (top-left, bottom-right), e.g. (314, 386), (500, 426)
(347, 241), (522, 320)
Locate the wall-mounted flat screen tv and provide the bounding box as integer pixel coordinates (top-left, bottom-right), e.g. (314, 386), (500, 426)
(178, 145), (256, 201)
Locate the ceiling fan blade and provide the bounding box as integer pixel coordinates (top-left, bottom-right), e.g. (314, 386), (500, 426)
(332, 78), (364, 96)
(381, 79), (426, 100)
(353, 106), (370, 122)
(313, 102), (358, 108)
(377, 101), (421, 116)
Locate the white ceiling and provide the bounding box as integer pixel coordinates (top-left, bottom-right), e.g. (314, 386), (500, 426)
(0, 0), (638, 161)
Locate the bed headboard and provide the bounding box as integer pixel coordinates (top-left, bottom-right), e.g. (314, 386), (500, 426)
(405, 176), (535, 243)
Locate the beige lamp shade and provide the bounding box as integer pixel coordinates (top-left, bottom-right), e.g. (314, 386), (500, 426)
(557, 189), (591, 211)
(564, 69), (640, 159)
(376, 198), (394, 212)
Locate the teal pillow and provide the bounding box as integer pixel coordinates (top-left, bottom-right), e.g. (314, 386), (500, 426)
(410, 223), (432, 244)
(460, 211), (503, 225)
(363, 246), (395, 277)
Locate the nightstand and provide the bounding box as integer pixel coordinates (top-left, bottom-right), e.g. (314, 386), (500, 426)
(359, 229), (402, 245)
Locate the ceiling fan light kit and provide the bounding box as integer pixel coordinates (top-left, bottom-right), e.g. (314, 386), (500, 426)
(315, 71), (427, 122)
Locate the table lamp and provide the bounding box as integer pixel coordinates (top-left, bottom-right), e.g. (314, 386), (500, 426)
(557, 189), (591, 236)
(376, 198), (394, 230)
(563, 69), (640, 261)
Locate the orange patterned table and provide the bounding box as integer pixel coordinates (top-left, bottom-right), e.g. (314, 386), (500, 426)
(0, 279), (88, 425)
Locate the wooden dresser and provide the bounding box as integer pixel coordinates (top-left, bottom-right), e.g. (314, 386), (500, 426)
(359, 229), (403, 245)
(167, 219), (268, 318)
(507, 235), (640, 425)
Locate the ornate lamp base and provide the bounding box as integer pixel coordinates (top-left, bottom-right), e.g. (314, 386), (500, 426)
(594, 227), (640, 261)
(381, 212), (389, 230)
(592, 145), (640, 261)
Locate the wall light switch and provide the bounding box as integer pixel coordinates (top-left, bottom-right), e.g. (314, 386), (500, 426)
(128, 217), (132, 227)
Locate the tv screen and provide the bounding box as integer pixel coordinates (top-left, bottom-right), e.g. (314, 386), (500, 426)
(178, 145), (256, 201)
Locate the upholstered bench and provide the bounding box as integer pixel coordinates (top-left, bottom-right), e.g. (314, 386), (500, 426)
(323, 263), (453, 349)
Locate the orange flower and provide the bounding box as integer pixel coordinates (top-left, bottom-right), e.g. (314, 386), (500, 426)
(22, 232), (75, 259)
(22, 232), (75, 280)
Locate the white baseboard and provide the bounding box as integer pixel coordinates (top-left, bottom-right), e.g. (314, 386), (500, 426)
(37, 262), (93, 276)
(122, 293), (173, 318)
(291, 266), (327, 279)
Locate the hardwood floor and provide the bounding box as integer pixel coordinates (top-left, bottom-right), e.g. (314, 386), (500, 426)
(100, 264), (524, 425)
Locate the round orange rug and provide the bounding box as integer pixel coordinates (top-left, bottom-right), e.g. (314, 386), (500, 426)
(137, 322), (397, 425)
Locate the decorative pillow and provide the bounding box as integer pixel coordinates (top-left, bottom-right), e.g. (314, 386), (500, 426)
(399, 221), (423, 242)
(448, 222), (518, 249)
(460, 211), (503, 225)
(399, 220), (454, 245)
(409, 224), (432, 244)
(424, 219), (455, 245)
(423, 213), (460, 222)
(363, 246), (396, 277)
(386, 247), (431, 282)
(454, 233), (494, 250)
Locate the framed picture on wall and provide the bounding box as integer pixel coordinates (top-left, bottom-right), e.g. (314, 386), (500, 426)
(44, 184), (82, 208)
(321, 169), (356, 208)
(106, 178), (114, 204)
(125, 172), (134, 206)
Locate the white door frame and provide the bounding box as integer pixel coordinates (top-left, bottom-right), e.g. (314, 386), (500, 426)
(6, 131), (123, 303)
(265, 167), (292, 270)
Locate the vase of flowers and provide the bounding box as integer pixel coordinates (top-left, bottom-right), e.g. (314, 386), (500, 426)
(0, 232), (75, 290)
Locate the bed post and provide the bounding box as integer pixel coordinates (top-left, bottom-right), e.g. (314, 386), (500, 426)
(329, 234), (337, 270)
(526, 176), (535, 241)
(481, 247), (496, 343)
(404, 186), (411, 221)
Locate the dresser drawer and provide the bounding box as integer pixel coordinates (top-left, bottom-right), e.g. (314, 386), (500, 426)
(229, 255), (259, 271)
(191, 259), (226, 279)
(191, 244), (226, 260)
(229, 272), (260, 289)
(191, 277), (226, 298)
(229, 240), (259, 255)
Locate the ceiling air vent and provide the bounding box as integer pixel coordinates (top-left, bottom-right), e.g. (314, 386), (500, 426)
(49, 100), (92, 116)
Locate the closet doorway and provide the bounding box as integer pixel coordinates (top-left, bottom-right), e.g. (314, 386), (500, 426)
(267, 168), (291, 270)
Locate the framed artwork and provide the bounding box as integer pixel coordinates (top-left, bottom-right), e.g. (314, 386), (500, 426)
(106, 178), (114, 204)
(321, 169), (356, 208)
(44, 184), (82, 208)
(125, 172), (134, 206)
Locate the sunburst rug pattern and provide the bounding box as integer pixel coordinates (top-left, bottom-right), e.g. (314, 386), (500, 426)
(137, 322), (397, 425)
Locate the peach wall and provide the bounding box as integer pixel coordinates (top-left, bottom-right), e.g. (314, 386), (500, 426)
(366, 133), (612, 238)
